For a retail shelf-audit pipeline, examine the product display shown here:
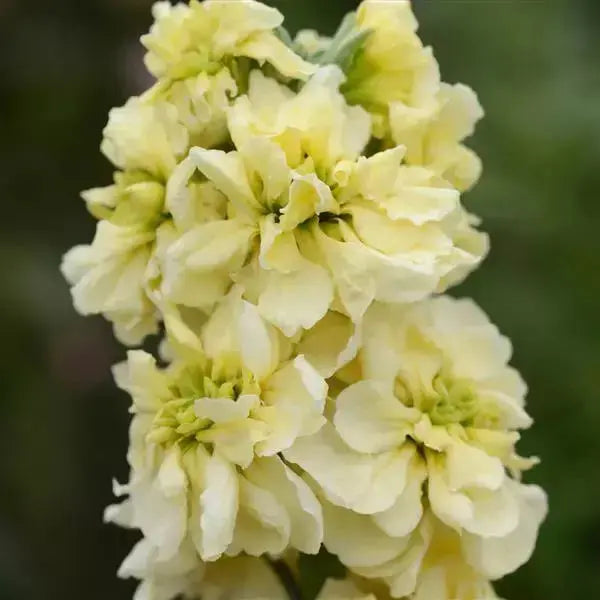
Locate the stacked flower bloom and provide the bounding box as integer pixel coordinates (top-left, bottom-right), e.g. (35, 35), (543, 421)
(62, 2), (546, 599)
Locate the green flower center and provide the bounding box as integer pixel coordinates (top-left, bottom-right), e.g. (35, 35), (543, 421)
(395, 374), (479, 427)
(147, 357), (260, 451)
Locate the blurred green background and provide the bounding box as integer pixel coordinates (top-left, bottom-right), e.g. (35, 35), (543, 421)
(1, 0), (599, 598)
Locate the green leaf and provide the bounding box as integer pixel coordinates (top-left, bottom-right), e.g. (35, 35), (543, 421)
(313, 12), (372, 74)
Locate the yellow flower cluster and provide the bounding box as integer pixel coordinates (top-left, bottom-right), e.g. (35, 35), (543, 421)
(62, 2), (546, 599)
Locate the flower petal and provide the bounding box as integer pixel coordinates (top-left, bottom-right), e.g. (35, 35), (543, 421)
(229, 474), (290, 556)
(199, 452), (238, 561)
(463, 481), (548, 579)
(285, 424), (412, 514)
(245, 456), (323, 554)
(257, 257), (334, 337)
(296, 310), (361, 378)
(323, 500), (412, 568)
(334, 380), (419, 453)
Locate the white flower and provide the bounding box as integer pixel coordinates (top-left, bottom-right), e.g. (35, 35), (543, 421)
(106, 289), (325, 564)
(286, 296), (547, 587)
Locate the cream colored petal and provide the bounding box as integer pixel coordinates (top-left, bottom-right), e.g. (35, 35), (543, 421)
(104, 499), (133, 529)
(239, 136), (291, 203)
(258, 217), (292, 271)
(157, 447), (188, 498)
(133, 470), (188, 561)
(426, 296), (512, 381)
(202, 555), (288, 600)
(445, 440), (505, 492)
(310, 223), (376, 321)
(360, 303), (406, 384)
(199, 419), (266, 469)
(113, 350), (170, 411)
(165, 156), (197, 227)
(205, 0), (283, 40)
(373, 456), (426, 537)
(199, 452), (238, 561)
(238, 31), (316, 79)
(296, 310), (361, 378)
(443, 325), (512, 382)
(237, 298), (280, 379)
(63, 222), (154, 317)
(110, 309), (159, 347)
(334, 380), (419, 454)
(285, 424), (375, 510)
(245, 456), (323, 554)
(200, 285), (243, 360)
(279, 173), (338, 231)
(337, 220), (442, 306)
(166, 155), (228, 229)
(353, 517), (432, 598)
(257, 356), (327, 455)
(323, 501), (412, 569)
(412, 415), (454, 452)
(427, 454), (474, 531)
(257, 258), (334, 337)
(194, 395), (257, 424)
(285, 424), (411, 514)
(384, 185), (458, 226)
(477, 390), (533, 430)
(437, 82), (484, 143)
(463, 481), (548, 579)
(162, 265), (231, 310)
(189, 147), (260, 216)
(101, 98), (187, 179)
(463, 482), (520, 538)
(117, 536), (198, 582)
(483, 366), (528, 404)
(229, 474), (290, 556)
(342, 147), (406, 202)
(161, 303), (205, 360)
(172, 219), (255, 272)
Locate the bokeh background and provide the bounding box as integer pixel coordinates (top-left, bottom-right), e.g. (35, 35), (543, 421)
(1, 0), (599, 598)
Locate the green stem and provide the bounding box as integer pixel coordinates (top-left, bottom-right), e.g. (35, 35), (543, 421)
(266, 557), (303, 600)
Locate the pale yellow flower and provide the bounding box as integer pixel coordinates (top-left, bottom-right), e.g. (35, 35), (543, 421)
(343, 0), (439, 132)
(389, 82), (484, 193)
(61, 97), (188, 344)
(286, 296), (547, 585)
(140, 0), (316, 151)
(142, 0), (315, 82)
(321, 510), (501, 599)
(164, 66), (486, 336)
(118, 538), (288, 600)
(315, 0), (483, 191)
(106, 289), (326, 564)
(61, 221), (160, 344)
(143, 67), (238, 150)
